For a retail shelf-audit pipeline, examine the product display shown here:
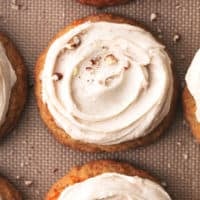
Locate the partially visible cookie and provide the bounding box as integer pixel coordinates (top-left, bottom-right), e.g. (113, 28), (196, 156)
(45, 160), (171, 200)
(78, 0), (130, 7)
(0, 33), (27, 139)
(183, 49), (200, 142)
(183, 87), (200, 142)
(0, 176), (22, 200)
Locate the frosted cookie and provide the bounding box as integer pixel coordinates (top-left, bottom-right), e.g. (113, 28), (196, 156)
(183, 49), (200, 142)
(77, 0), (130, 7)
(35, 14), (177, 152)
(45, 160), (172, 200)
(0, 175), (21, 200)
(0, 33), (27, 139)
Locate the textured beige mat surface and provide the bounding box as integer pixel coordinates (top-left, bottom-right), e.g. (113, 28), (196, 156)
(0, 0), (200, 199)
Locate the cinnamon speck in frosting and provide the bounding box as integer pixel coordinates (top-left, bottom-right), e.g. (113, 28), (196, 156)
(124, 62), (131, 70)
(124, 66), (130, 70)
(85, 66), (93, 70)
(102, 46), (109, 50)
(98, 80), (104, 85)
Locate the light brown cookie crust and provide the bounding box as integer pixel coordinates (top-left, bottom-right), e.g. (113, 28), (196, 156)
(35, 14), (177, 152)
(44, 160), (161, 200)
(0, 33), (27, 139)
(0, 176), (22, 200)
(77, 0), (130, 7)
(182, 87), (200, 142)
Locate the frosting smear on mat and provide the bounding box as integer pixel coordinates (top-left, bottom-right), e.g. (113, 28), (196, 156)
(185, 49), (200, 122)
(58, 173), (171, 200)
(41, 21), (173, 145)
(0, 43), (16, 126)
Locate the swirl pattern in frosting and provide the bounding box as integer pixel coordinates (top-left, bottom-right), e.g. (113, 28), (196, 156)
(58, 173), (171, 200)
(41, 21), (173, 145)
(0, 43), (16, 126)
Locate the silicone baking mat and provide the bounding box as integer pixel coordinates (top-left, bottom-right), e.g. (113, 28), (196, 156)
(0, 0), (200, 199)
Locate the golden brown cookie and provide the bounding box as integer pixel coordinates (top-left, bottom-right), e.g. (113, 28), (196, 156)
(182, 87), (200, 142)
(35, 14), (177, 152)
(44, 160), (166, 200)
(0, 176), (22, 200)
(0, 33), (27, 139)
(77, 0), (130, 7)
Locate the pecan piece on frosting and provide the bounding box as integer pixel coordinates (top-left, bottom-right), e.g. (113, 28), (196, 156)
(73, 67), (78, 76)
(124, 61), (131, 70)
(104, 54), (118, 65)
(66, 35), (81, 49)
(52, 73), (63, 81)
(90, 56), (101, 66)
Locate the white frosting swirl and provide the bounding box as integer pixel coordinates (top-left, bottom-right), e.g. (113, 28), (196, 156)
(58, 173), (171, 200)
(185, 49), (200, 122)
(41, 21), (173, 145)
(0, 43), (16, 126)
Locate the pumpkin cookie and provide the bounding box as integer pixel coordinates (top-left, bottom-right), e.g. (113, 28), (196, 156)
(0, 33), (27, 139)
(45, 160), (171, 200)
(77, 0), (130, 7)
(35, 14), (177, 152)
(183, 49), (200, 142)
(0, 175), (21, 200)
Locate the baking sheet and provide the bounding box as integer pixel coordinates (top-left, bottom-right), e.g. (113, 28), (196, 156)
(0, 0), (200, 199)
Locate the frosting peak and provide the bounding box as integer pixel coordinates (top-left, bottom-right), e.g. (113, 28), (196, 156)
(0, 43), (16, 126)
(41, 21), (173, 145)
(58, 173), (171, 200)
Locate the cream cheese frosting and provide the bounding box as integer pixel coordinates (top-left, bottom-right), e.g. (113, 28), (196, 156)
(58, 172), (171, 200)
(185, 49), (200, 122)
(41, 21), (173, 145)
(0, 43), (16, 126)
